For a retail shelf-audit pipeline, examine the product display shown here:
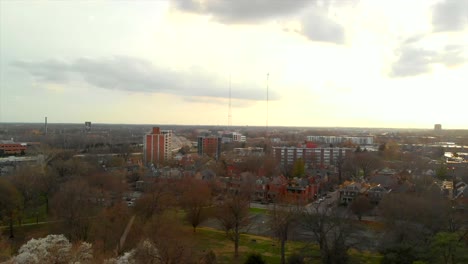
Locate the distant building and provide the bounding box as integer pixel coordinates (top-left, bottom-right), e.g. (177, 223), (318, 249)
(273, 146), (352, 168)
(0, 140), (27, 156)
(306, 135), (374, 145)
(271, 138), (281, 143)
(233, 147), (264, 156)
(143, 127), (172, 166)
(434, 124), (442, 131)
(198, 136), (222, 159)
(221, 132), (246, 143)
(84, 121), (92, 132)
(232, 132), (246, 142)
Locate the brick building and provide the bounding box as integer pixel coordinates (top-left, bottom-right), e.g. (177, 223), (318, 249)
(197, 136), (222, 159)
(0, 140), (27, 156)
(143, 127), (172, 166)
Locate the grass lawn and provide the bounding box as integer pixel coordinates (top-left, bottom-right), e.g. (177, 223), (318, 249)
(192, 227), (382, 264)
(193, 227), (310, 263)
(20, 203), (49, 225)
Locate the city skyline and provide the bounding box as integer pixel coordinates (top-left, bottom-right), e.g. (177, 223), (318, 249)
(1, 0), (467, 129)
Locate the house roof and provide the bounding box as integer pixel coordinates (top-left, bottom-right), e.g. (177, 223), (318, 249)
(369, 174), (398, 188)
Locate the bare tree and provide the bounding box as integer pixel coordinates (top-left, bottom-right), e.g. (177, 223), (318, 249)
(91, 203), (131, 252)
(343, 151), (382, 179)
(237, 156), (263, 174)
(262, 155), (279, 177)
(0, 178), (23, 238)
(9, 166), (40, 225)
(376, 191), (464, 260)
(239, 172), (257, 203)
(134, 179), (176, 220)
(83, 171), (126, 207)
(37, 167), (59, 216)
(216, 192), (250, 260)
(301, 203), (355, 264)
(143, 213), (195, 264)
(349, 195), (373, 221)
(51, 179), (96, 241)
(268, 197), (301, 264)
(179, 179), (212, 232)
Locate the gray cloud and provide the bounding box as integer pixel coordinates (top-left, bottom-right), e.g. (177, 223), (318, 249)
(432, 0), (468, 32)
(173, 0), (311, 23)
(391, 47), (433, 77)
(299, 9), (345, 44)
(173, 0), (346, 44)
(390, 38), (467, 77)
(12, 56), (278, 101)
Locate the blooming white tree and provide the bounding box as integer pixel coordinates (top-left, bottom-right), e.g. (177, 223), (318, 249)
(12, 234), (93, 264)
(105, 239), (161, 264)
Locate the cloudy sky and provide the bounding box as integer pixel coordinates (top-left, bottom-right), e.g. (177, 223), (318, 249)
(1, 0), (467, 128)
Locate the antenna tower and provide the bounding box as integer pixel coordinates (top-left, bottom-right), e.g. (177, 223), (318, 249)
(266, 73), (269, 134)
(228, 74), (232, 127)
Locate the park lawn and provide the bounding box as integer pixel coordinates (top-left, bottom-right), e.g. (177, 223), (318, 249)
(193, 226), (311, 263)
(349, 248), (384, 264)
(192, 227), (382, 264)
(249, 207), (269, 214)
(20, 203), (49, 225)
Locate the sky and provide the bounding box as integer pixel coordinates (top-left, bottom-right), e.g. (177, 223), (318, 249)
(0, 0), (467, 129)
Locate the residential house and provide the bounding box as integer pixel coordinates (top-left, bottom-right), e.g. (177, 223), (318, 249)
(339, 181), (370, 205)
(285, 177), (320, 204)
(367, 184), (391, 205)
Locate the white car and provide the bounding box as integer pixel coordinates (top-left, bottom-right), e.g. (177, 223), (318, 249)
(314, 198), (325, 204)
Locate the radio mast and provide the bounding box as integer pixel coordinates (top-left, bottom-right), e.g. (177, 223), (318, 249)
(266, 73), (269, 134)
(228, 74), (232, 128)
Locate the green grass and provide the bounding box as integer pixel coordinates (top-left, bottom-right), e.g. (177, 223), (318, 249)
(193, 227), (382, 264)
(20, 203), (49, 225)
(349, 248), (384, 264)
(249, 207), (269, 214)
(194, 227), (307, 263)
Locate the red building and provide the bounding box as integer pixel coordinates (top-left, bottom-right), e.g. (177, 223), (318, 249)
(197, 136), (222, 159)
(0, 141), (27, 156)
(143, 127), (172, 166)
